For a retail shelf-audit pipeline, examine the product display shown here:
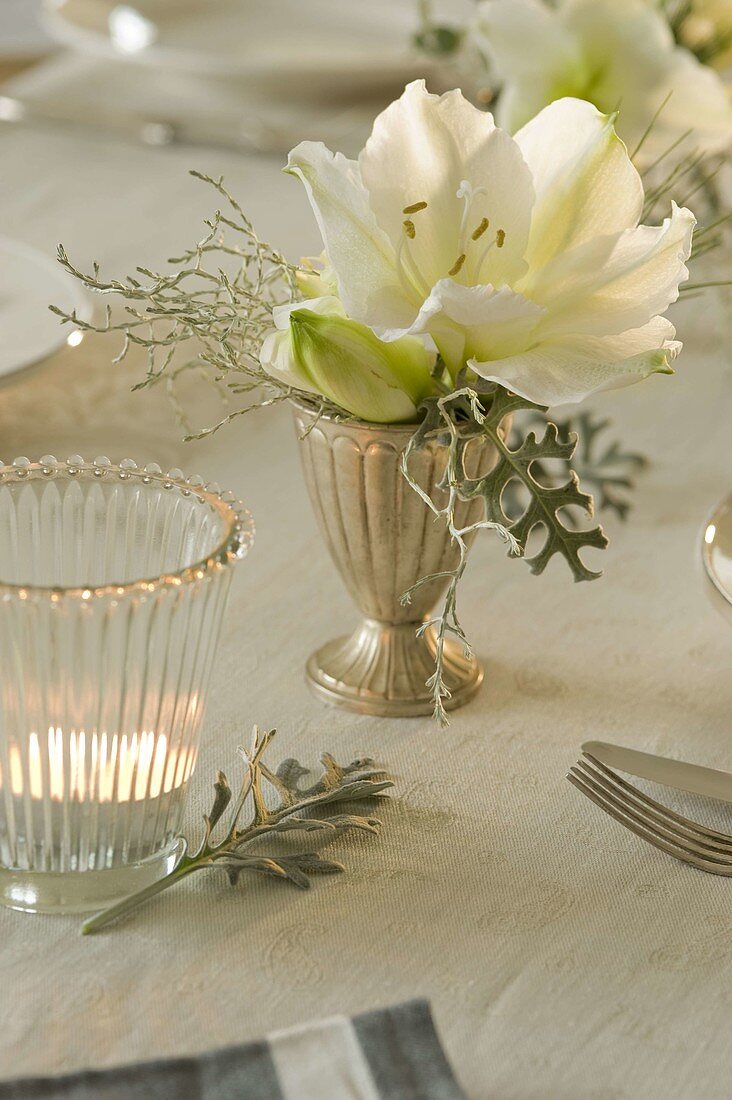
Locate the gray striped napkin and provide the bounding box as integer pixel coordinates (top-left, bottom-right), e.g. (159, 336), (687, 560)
(0, 999), (465, 1099)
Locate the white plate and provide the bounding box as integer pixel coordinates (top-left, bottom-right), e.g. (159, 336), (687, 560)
(0, 236), (91, 383)
(42, 0), (421, 80)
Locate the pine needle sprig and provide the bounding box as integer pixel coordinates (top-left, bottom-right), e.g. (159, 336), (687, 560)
(81, 727), (393, 935)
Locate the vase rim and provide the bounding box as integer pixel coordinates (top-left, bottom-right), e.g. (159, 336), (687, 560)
(0, 455), (254, 602)
(289, 396), (423, 435)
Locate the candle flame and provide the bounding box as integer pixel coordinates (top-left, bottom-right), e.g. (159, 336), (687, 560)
(0, 727), (197, 803)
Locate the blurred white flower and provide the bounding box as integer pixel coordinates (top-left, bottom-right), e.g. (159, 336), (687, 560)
(476, 0), (731, 162)
(286, 81), (694, 408)
(260, 295), (438, 423)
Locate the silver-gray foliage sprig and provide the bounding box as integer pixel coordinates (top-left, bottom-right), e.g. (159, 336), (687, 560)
(506, 410), (649, 523)
(50, 171), (341, 438)
(400, 389), (519, 725)
(81, 727), (394, 935)
(400, 385), (608, 724)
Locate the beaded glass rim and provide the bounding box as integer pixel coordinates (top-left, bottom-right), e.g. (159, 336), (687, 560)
(0, 455), (255, 600)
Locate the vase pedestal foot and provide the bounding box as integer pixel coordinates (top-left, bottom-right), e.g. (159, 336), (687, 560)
(305, 618), (484, 717)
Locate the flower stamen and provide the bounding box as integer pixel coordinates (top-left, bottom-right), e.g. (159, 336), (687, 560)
(475, 229), (508, 280)
(395, 206), (431, 300)
(456, 180), (488, 251)
(448, 253), (467, 277)
(472, 218), (490, 241)
(396, 200), (429, 291)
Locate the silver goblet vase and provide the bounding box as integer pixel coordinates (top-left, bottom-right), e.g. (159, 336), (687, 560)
(293, 403), (504, 717)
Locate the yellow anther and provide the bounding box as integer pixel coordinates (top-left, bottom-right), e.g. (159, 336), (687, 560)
(496, 229), (506, 249)
(403, 201), (428, 214)
(471, 217), (490, 241)
(403, 219), (416, 239)
(448, 253), (466, 277)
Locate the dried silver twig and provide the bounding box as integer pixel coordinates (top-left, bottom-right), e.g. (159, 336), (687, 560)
(51, 171), (343, 437)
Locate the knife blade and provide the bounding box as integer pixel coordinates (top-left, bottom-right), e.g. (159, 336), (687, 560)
(582, 740), (732, 805)
(0, 93), (371, 156)
(0, 93), (285, 154)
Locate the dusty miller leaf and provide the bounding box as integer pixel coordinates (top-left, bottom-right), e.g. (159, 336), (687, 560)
(205, 770), (232, 831)
(81, 729), (392, 934)
(506, 410), (648, 523)
(399, 384), (609, 723)
(455, 386), (609, 581)
(221, 853), (344, 889)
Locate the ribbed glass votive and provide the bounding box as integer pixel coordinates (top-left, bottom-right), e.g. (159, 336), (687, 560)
(0, 455), (253, 914)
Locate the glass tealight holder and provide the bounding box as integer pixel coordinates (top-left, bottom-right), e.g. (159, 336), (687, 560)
(0, 455), (253, 914)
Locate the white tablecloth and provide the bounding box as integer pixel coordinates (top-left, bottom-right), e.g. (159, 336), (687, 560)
(1, 59), (732, 1100)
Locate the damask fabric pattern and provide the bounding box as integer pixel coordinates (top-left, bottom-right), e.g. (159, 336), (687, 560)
(2, 60), (732, 1100)
(0, 1000), (464, 1100)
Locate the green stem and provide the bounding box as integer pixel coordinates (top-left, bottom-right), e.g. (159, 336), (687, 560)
(81, 857), (206, 935)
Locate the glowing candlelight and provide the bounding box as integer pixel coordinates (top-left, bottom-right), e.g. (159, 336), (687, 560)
(0, 727), (197, 803)
(0, 454), (252, 913)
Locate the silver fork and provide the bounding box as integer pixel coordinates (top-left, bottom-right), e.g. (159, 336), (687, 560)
(567, 752), (732, 876)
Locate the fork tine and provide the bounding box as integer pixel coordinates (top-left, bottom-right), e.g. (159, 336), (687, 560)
(573, 761), (732, 867)
(583, 753), (732, 847)
(572, 762), (732, 868)
(577, 755), (732, 856)
(567, 767), (732, 876)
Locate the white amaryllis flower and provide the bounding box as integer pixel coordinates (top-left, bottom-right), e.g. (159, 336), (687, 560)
(285, 82), (695, 408)
(476, 0), (732, 161)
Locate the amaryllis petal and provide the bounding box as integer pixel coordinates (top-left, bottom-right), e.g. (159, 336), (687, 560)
(470, 331), (679, 407)
(564, 315), (681, 360)
(477, 0), (732, 162)
(382, 278), (544, 376)
(296, 253), (339, 299)
(261, 296), (437, 423)
(358, 80), (534, 291)
(564, 0), (732, 157)
(515, 98), (645, 270)
(285, 82), (694, 412)
(260, 328), (321, 396)
(479, 0), (582, 81)
(271, 295), (346, 328)
(285, 143), (413, 329)
(525, 201), (695, 337)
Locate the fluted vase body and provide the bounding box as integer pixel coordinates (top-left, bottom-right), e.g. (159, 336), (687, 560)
(0, 455), (253, 913)
(293, 404), (502, 717)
